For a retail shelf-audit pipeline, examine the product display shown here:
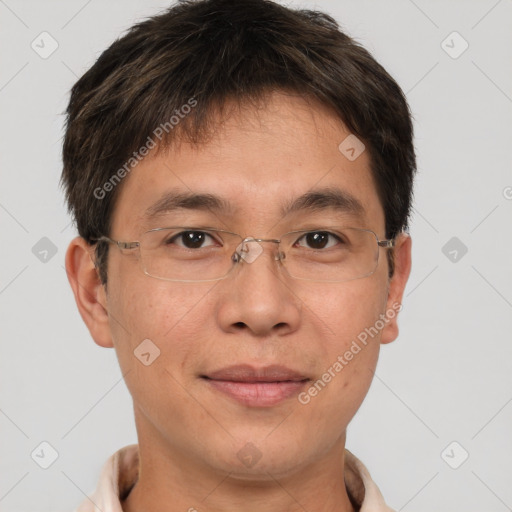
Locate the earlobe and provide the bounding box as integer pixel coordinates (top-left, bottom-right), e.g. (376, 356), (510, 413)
(65, 236), (114, 348)
(380, 233), (412, 345)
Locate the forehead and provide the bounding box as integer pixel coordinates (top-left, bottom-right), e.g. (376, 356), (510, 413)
(110, 92), (385, 235)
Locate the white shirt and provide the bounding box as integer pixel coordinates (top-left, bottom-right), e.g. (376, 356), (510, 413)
(73, 444), (395, 512)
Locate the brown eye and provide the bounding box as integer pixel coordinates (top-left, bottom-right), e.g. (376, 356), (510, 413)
(168, 231), (217, 249)
(296, 231), (342, 250)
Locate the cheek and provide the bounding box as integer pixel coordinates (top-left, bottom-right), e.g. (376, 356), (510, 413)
(298, 276), (388, 409)
(305, 274), (388, 349)
(105, 271), (218, 372)
(105, 278), (221, 421)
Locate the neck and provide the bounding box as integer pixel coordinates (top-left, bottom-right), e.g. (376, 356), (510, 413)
(122, 409), (357, 512)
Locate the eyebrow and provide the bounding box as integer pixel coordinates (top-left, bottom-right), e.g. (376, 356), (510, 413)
(142, 186), (365, 221)
(143, 190), (236, 219)
(281, 187), (365, 219)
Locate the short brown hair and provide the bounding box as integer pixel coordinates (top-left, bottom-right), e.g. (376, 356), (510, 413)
(61, 0), (416, 284)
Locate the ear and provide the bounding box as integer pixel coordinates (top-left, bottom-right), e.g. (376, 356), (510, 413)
(380, 232), (412, 345)
(65, 236), (114, 348)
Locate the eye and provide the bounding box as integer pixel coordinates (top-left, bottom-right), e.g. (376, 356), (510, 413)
(295, 231), (344, 250)
(167, 230), (219, 249)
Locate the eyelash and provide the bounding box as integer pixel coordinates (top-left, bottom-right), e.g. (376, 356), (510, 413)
(166, 230), (344, 250)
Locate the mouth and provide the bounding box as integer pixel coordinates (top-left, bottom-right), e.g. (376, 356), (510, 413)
(200, 364), (310, 407)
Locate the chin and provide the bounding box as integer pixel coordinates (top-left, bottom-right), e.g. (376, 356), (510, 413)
(202, 432), (323, 481)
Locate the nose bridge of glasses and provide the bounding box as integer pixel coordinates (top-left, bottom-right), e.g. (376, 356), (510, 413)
(234, 237), (283, 264)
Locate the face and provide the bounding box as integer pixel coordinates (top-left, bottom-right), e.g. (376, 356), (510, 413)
(69, 91), (411, 480)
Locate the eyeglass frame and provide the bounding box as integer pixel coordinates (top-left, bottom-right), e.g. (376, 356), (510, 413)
(91, 225), (396, 283)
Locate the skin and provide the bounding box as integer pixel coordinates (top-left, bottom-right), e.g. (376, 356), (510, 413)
(66, 91), (411, 512)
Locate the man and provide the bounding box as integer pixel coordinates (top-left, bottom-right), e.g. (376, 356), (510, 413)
(62, 0), (415, 510)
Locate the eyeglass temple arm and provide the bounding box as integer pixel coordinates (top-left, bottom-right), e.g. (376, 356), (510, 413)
(93, 236), (139, 250)
(378, 239), (395, 248)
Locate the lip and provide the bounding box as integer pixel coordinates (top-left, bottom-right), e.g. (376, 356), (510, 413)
(201, 365), (310, 407)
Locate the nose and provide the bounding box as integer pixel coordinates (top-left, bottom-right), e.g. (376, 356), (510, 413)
(216, 238), (302, 337)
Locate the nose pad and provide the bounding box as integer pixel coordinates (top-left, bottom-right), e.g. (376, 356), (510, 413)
(234, 239), (264, 264)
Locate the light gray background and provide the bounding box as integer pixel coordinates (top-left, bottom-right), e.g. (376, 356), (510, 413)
(1, 0), (511, 510)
